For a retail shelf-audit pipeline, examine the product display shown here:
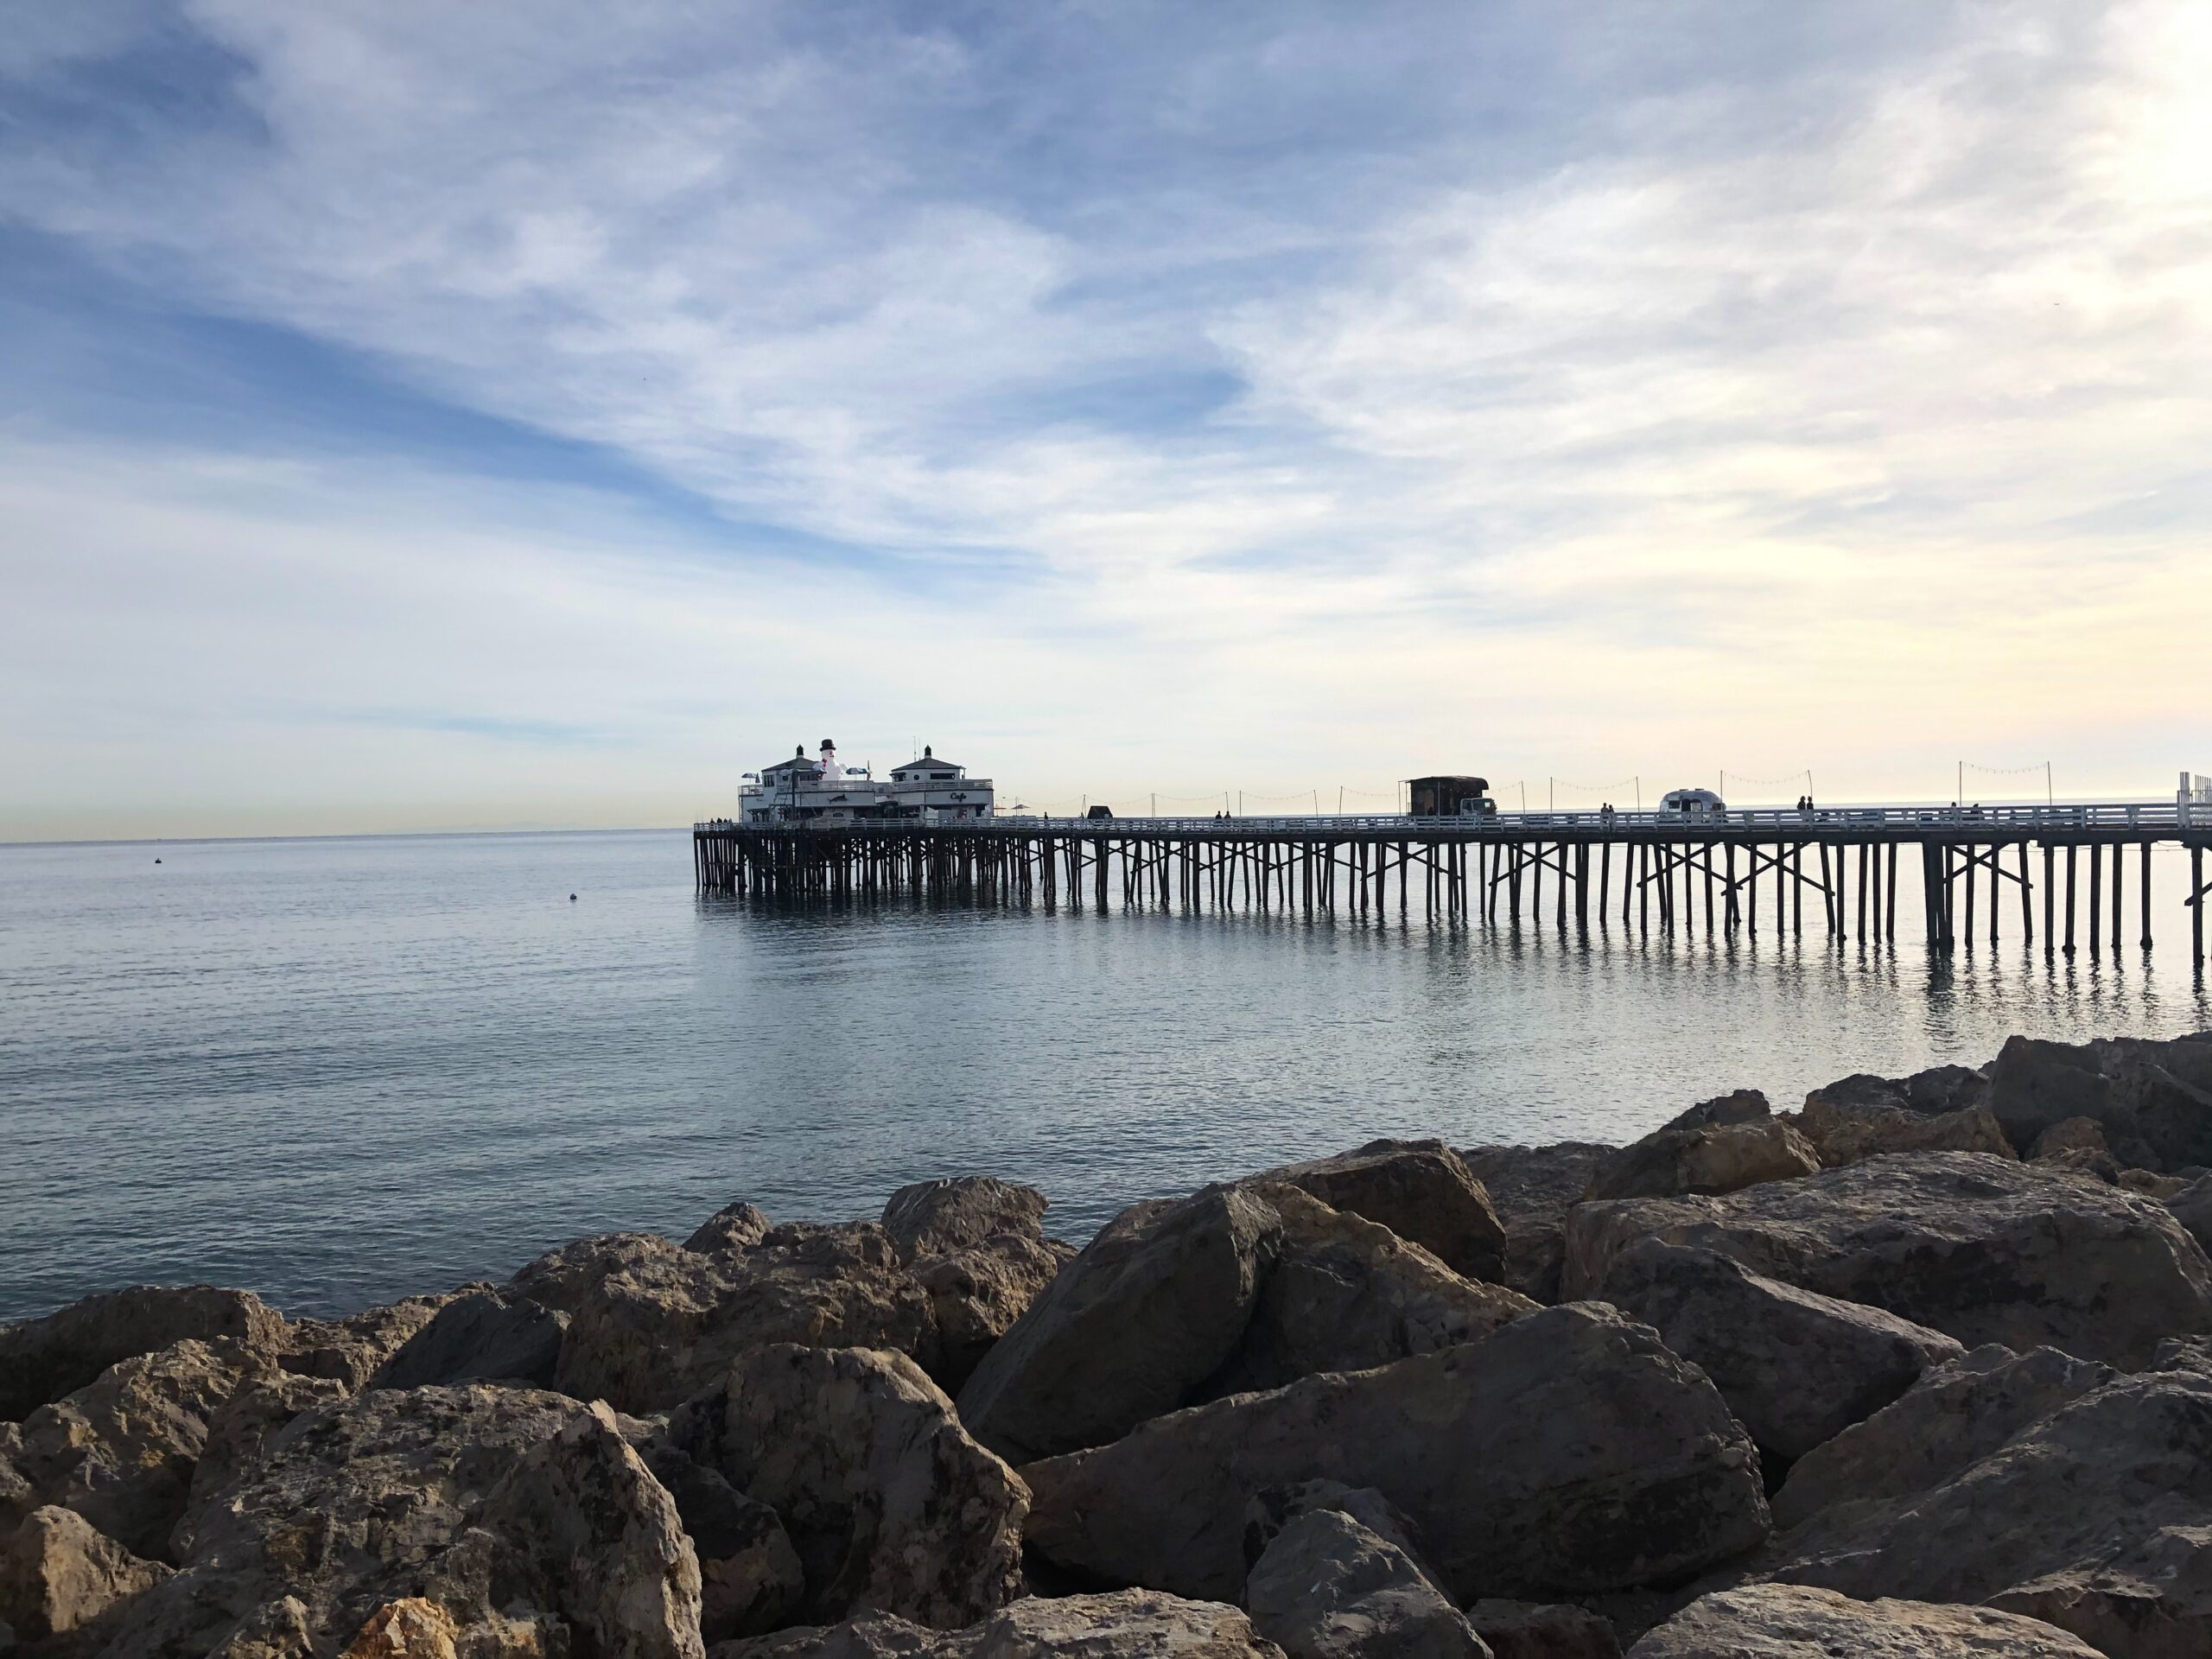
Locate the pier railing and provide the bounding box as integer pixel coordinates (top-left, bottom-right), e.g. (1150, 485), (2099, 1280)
(698, 801), (2190, 836)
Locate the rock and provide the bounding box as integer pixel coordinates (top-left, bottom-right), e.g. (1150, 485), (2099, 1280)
(339, 1598), (461, 1658)
(5, 1338), (272, 1561)
(188, 1370), (353, 1515)
(1785, 1094), (2014, 1168)
(0, 1287), (284, 1422)
(1582, 1120), (1818, 1204)
(556, 1224), (937, 1413)
(0, 1506), (172, 1643)
(473, 1401), (705, 1659)
(712, 1590), (1287, 1658)
(1241, 1482), (1433, 1580)
(641, 1443), (805, 1643)
(1985, 1033), (2212, 1169)
(2167, 1173), (2212, 1255)
(1247, 1141), (1509, 1282)
(1562, 1152), (2212, 1367)
(107, 1383), (698, 1659)
(956, 1184), (1532, 1465)
(1656, 1090), (1771, 1134)
(665, 1344), (1026, 1630)
(1245, 1508), (1489, 1659)
(1625, 1585), (2099, 1657)
(2120, 1168), (2188, 1200)
(1464, 1601), (1621, 1659)
(367, 1289), (568, 1389)
(2033, 1117), (2113, 1160)
(1770, 1344), (2113, 1531)
(1459, 1144), (1617, 1302)
(512, 1230), (690, 1313)
(1760, 1364), (2212, 1658)
(1594, 1240), (1964, 1463)
(1021, 1302), (1769, 1605)
(276, 1295), (454, 1393)
(689, 1204), (775, 1255)
(880, 1180), (1073, 1394)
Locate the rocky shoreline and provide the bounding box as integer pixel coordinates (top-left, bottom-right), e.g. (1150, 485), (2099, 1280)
(6, 1031), (2212, 1659)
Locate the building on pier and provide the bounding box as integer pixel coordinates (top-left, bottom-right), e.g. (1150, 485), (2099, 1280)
(740, 740), (994, 826)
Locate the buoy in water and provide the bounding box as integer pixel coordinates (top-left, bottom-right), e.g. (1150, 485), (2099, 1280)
(154, 857), (162, 864)
(569, 893), (577, 901)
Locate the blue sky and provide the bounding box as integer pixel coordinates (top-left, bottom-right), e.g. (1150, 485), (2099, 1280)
(3, 2), (2209, 836)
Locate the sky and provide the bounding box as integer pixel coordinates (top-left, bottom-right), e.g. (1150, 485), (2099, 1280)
(3, 1), (2209, 839)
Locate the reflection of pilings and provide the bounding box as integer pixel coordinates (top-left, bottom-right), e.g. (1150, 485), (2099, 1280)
(690, 823), (2199, 957)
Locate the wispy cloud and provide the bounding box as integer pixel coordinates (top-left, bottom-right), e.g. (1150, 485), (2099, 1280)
(3, 2), (2209, 835)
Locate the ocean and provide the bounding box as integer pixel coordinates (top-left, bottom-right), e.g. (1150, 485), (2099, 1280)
(3, 827), (2205, 1321)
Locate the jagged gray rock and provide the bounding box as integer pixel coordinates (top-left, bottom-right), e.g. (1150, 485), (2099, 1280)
(1759, 1364), (2212, 1659)
(1465, 1600), (1621, 1659)
(0, 1287), (284, 1422)
(878, 1179), (1073, 1394)
(1783, 1090), (2014, 1168)
(3, 1338), (273, 1562)
(1459, 1143), (1617, 1302)
(1247, 1141), (1508, 1282)
(0, 1506), (172, 1645)
(1625, 1586), (2099, 1657)
(1021, 1302), (1768, 1605)
(186, 1370), (352, 1516)
(1769, 1343), (2113, 1532)
(1594, 1240), (1963, 1461)
(103, 1383), (702, 1659)
(555, 1224), (938, 1413)
(1241, 1482), (1433, 1581)
(367, 1288), (567, 1389)
(512, 1230), (690, 1312)
(1564, 1152), (2212, 1366)
(689, 1203), (774, 1255)
(1984, 1033), (2212, 1169)
(1582, 1119), (1818, 1204)
(276, 1294), (453, 1393)
(1656, 1090), (1773, 1134)
(710, 1590), (1286, 1658)
(664, 1344), (1026, 1630)
(642, 1442), (806, 1643)
(1245, 1509), (1490, 1659)
(2168, 1173), (2212, 1255)
(956, 1183), (1532, 1464)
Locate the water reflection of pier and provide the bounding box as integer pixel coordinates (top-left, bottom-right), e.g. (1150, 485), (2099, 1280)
(694, 802), (2212, 963)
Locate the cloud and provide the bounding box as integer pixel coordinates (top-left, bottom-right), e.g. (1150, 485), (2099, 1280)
(2, 2), (2208, 832)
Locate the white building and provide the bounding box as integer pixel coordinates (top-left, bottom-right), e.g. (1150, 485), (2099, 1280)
(739, 740), (995, 825)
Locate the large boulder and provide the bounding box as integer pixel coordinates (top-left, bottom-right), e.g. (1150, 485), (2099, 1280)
(1021, 1303), (1769, 1605)
(3, 1338), (274, 1561)
(1240, 1482), (1434, 1582)
(1985, 1033), (2212, 1169)
(1581, 1120), (1818, 1205)
(187, 1370), (353, 1516)
(1625, 1585), (2099, 1658)
(104, 1383), (702, 1659)
(1655, 1090), (1773, 1134)
(2167, 1173), (2212, 1255)
(512, 1230), (690, 1312)
(664, 1344), (1026, 1630)
(1759, 1364), (2212, 1659)
(1594, 1241), (1963, 1462)
(0, 1287), (284, 1422)
(1459, 1144), (1616, 1304)
(1563, 1152), (2212, 1367)
(1465, 1601), (1621, 1659)
(1244, 1508), (1489, 1659)
(877, 1179), (1073, 1393)
(1246, 1141), (1508, 1282)
(1770, 1344), (2113, 1532)
(555, 1224), (937, 1413)
(715, 1590), (1287, 1658)
(641, 1442), (806, 1643)
(956, 1184), (1532, 1465)
(1783, 1090), (2013, 1169)
(0, 1505), (172, 1645)
(367, 1288), (567, 1389)
(276, 1294), (454, 1393)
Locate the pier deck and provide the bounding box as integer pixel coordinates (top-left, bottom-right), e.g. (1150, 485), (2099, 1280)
(694, 803), (2212, 961)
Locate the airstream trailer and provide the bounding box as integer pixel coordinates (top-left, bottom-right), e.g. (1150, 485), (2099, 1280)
(1661, 786), (1727, 818)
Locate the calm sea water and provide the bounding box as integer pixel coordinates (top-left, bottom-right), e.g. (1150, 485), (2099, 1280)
(3, 828), (2206, 1321)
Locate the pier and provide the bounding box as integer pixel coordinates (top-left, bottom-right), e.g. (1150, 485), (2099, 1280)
(695, 802), (2212, 963)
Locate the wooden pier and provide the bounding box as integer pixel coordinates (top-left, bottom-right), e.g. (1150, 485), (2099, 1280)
(695, 804), (2212, 963)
